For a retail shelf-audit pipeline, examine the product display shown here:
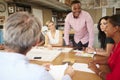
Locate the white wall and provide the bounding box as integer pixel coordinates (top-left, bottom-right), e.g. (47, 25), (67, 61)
(93, 24), (100, 48)
(32, 7), (43, 26)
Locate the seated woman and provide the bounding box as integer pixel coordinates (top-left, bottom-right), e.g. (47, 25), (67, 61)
(88, 14), (120, 80)
(44, 20), (63, 47)
(86, 16), (114, 57)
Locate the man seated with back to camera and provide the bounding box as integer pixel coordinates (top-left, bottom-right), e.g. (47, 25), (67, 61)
(0, 12), (74, 80)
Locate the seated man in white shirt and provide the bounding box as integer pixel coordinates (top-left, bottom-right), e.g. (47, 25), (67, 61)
(0, 12), (74, 80)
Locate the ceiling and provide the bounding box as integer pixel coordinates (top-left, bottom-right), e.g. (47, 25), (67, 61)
(5, 0), (120, 11)
(81, 0), (120, 9)
(27, 0), (71, 11)
(28, 0), (120, 10)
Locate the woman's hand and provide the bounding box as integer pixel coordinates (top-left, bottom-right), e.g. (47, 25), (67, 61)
(85, 47), (95, 53)
(88, 61), (99, 74)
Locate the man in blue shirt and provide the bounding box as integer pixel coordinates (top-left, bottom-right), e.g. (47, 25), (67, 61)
(0, 12), (74, 80)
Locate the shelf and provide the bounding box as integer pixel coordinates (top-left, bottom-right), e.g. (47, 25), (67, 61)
(28, 0), (71, 11)
(7, 2), (32, 15)
(52, 11), (69, 29)
(57, 23), (64, 25)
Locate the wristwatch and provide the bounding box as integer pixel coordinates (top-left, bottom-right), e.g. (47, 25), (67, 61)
(0, 2), (6, 12)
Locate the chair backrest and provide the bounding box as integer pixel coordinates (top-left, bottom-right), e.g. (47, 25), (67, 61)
(0, 29), (4, 44)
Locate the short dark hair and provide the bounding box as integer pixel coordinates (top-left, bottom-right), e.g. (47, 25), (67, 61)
(71, 0), (81, 6)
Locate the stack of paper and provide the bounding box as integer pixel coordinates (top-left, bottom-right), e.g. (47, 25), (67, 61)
(49, 64), (68, 80)
(75, 51), (94, 58)
(54, 47), (73, 53)
(26, 47), (61, 61)
(72, 63), (99, 73)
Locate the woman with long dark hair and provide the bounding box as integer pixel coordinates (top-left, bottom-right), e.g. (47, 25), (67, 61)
(88, 14), (120, 80)
(86, 16), (114, 57)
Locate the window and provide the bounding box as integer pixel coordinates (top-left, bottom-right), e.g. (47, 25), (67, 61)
(116, 8), (120, 14)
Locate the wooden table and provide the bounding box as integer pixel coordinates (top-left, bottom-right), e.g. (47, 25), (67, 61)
(30, 50), (109, 80)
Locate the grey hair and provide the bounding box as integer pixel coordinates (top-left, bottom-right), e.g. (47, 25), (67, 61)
(3, 12), (41, 53)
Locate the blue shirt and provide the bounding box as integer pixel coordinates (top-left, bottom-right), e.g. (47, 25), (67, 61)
(0, 52), (71, 80)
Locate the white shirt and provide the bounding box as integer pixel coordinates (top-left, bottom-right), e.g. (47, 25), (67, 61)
(0, 52), (71, 80)
(47, 30), (60, 44)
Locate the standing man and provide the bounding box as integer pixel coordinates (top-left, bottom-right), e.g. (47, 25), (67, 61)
(64, 0), (94, 50)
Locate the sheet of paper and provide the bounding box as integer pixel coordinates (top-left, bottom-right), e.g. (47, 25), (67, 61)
(75, 51), (94, 58)
(62, 47), (73, 53)
(72, 63), (95, 73)
(74, 50), (82, 52)
(49, 64), (68, 80)
(37, 46), (73, 53)
(54, 47), (73, 53)
(26, 47), (61, 61)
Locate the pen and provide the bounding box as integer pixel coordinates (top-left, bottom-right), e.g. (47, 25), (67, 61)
(34, 57), (42, 59)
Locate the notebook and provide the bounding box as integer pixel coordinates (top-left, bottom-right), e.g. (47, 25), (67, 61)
(26, 47), (61, 61)
(74, 50), (94, 58)
(72, 63), (99, 73)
